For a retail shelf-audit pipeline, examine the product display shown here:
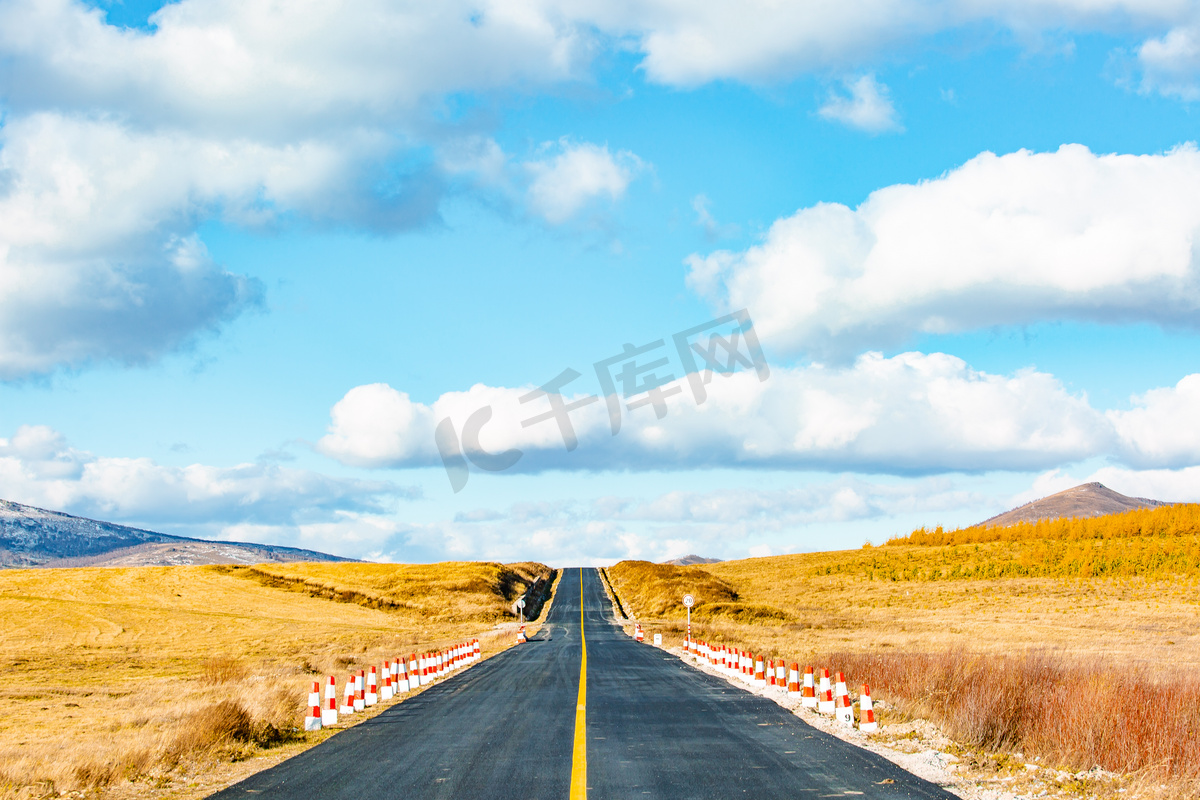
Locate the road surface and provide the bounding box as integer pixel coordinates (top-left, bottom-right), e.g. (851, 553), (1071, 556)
(210, 568), (955, 799)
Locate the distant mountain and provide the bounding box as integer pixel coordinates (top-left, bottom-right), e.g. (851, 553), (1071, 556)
(0, 498), (351, 568)
(663, 554), (724, 566)
(976, 482), (1169, 529)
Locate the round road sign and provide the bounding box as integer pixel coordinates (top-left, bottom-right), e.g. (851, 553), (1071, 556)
(516, 598), (526, 609)
(682, 594), (694, 608)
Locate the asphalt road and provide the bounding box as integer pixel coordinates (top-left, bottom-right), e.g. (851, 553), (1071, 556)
(210, 568), (956, 799)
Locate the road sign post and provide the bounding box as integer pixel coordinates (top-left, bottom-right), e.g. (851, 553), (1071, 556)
(682, 594), (694, 649)
(516, 596), (526, 622)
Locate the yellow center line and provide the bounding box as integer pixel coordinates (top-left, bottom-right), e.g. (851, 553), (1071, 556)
(569, 568), (587, 800)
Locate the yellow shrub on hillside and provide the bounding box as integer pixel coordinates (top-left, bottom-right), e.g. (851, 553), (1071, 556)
(887, 503), (1200, 546)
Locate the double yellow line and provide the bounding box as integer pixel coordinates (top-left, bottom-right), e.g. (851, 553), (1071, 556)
(569, 568), (587, 799)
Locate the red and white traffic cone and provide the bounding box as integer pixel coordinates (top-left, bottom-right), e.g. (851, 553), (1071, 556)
(767, 658), (776, 687)
(753, 655), (766, 688)
(340, 678), (355, 715)
(818, 667), (831, 697)
(635, 624), (644, 642)
(473, 639), (481, 661)
(835, 692), (855, 727)
(354, 670), (365, 711)
(517, 626), (527, 644)
(366, 666), (378, 706)
(859, 684), (878, 733)
(383, 661), (395, 700)
(787, 662), (800, 693)
(834, 671), (847, 699)
(802, 666), (817, 708)
(396, 658), (409, 693)
(304, 681), (322, 731)
(322, 676), (338, 726)
(775, 660), (786, 688)
(818, 688), (835, 715)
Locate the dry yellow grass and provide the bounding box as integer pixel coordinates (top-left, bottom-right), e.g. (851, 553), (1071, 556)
(0, 561), (549, 800)
(608, 551), (1200, 668)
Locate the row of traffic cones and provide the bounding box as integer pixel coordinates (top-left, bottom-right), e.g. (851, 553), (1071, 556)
(304, 640), (481, 731)
(682, 639), (878, 733)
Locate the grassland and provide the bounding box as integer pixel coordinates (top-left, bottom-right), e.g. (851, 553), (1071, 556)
(607, 536), (1200, 795)
(0, 561), (549, 799)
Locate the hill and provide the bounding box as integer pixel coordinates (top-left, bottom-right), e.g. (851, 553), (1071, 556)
(0, 498), (349, 567)
(662, 554), (723, 566)
(975, 481), (1167, 527)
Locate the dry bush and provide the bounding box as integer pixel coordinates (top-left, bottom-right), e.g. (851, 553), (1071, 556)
(169, 700), (254, 758)
(796, 649), (1200, 780)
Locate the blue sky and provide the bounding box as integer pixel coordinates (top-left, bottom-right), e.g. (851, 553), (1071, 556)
(1, 0), (1200, 565)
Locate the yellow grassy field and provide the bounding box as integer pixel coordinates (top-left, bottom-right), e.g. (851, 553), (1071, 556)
(0, 561), (550, 800)
(608, 548), (1200, 667)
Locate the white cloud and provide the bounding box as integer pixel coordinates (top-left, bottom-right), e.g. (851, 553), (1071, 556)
(318, 351), (1111, 476)
(1, 0), (1196, 376)
(687, 143), (1200, 361)
(0, 425), (411, 534)
(1109, 374), (1200, 468)
(581, 0), (1189, 87)
(817, 74), (902, 133)
(526, 141), (643, 224)
(1137, 21), (1200, 100)
(317, 384), (439, 469)
(1084, 464), (1200, 503)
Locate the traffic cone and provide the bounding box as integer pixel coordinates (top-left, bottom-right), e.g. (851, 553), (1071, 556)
(304, 681), (322, 731)
(473, 639), (481, 661)
(517, 626), (527, 644)
(834, 671), (847, 698)
(818, 668), (831, 697)
(802, 666), (817, 708)
(381, 661), (393, 700)
(787, 662), (800, 693)
(819, 688), (835, 715)
(859, 684), (878, 733)
(322, 676), (338, 726)
(395, 658), (409, 693)
(753, 655), (766, 688)
(635, 624), (644, 642)
(408, 653), (418, 687)
(340, 679), (355, 715)
(354, 670), (365, 711)
(835, 692), (854, 727)
(775, 660), (786, 688)
(365, 666), (378, 706)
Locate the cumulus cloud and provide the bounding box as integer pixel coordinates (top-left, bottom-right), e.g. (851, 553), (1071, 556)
(319, 351), (1111, 477)
(1137, 21), (1200, 100)
(526, 141), (643, 224)
(581, 0), (1188, 87)
(0, 0), (601, 377)
(0, 425), (412, 535)
(817, 74), (902, 133)
(687, 144), (1200, 361)
(1109, 374), (1200, 468)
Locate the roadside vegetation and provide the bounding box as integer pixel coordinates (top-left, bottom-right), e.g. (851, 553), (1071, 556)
(608, 512), (1200, 796)
(0, 561), (548, 800)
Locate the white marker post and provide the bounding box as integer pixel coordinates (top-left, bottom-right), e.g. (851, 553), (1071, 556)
(516, 596), (526, 622)
(682, 594), (694, 650)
